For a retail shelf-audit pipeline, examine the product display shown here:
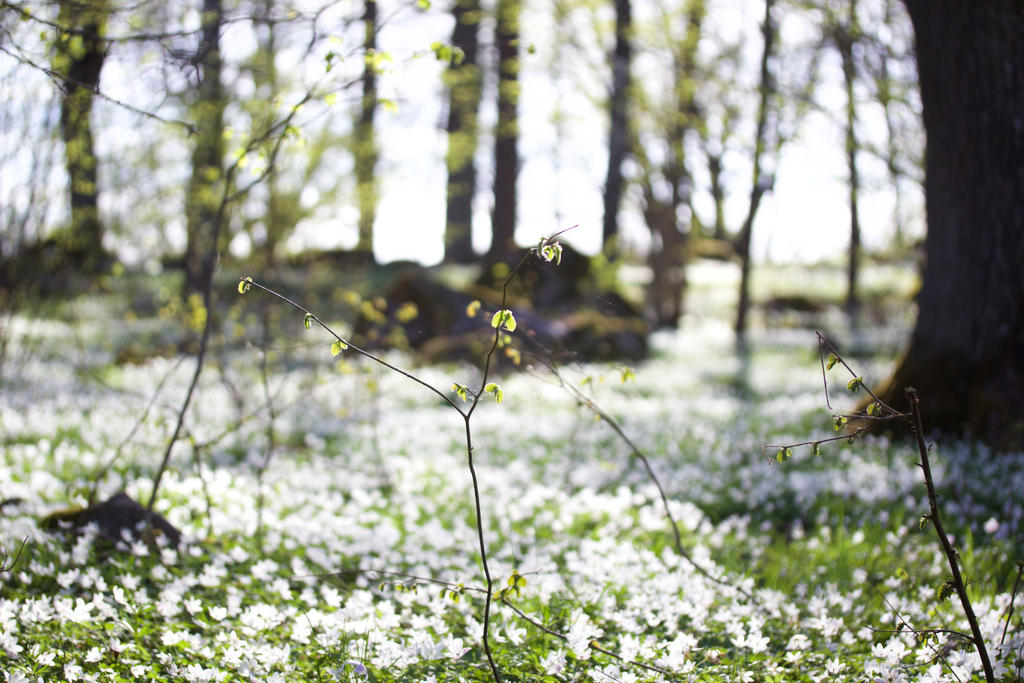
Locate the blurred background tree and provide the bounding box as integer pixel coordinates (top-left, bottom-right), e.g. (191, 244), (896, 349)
(876, 0), (1024, 448)
(182, 0), (226, 301)
(53, 0), (111, 276)
(442, 0), (482, 264)
(353, 0), (379, 263)
(488, 0), (522, 259)
(600, 0), (632, 254)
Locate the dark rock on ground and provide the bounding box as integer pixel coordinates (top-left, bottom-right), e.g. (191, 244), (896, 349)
(41, 491), (182, 548)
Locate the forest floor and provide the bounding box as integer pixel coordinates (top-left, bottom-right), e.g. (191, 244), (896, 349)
(1, 258), (1021, 682)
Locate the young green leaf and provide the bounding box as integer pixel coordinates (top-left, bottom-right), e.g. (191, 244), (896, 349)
(430, 41), (450, 62)
(539, 241), (563, 265)
(866, 401), (879, 416)
(825, 353), (839, 371)
(505, 570), (526, 596)
(846, 376), (863, 393)
(620, 367), (636, 383)
(451, 383), (469, 402)
(484, 382), (503, 404)
(237, 276), (253, 294)
(330, 340), (348, 357)
(303, 313), (315, 330)
(811, 442), (822, 456)
(490, 309), (517, 332)
(465, 300), (481, 318)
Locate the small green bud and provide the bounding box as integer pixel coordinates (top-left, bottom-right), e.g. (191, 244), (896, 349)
(484, 382), (504, 404)
(451, 383), (469, 402)
(491, 309), (517, 332)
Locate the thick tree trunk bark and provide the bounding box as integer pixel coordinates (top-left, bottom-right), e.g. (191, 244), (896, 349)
(443, 0), (482, 264)
(55, 0), (109, 274)
(881, 1), (1024, 448)
(601, 0), (631, 252)
(488, 0), (521, 259)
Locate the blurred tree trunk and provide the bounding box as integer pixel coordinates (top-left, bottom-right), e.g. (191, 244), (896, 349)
(877, 1), (1024, 448)
(54, 0), (110, 275)
(601, 0), (632, 252)
(443, 0), (482, 264)
(257, 0), (283, 269)
(734, 0), (777, 348)
(874, 0), (909, 250)
(354, 0), (378, 260)
(183, 0), (226, 300)
(707, 152), (727, 241)
(835, 0), (862, 324)
(632, 0), (704, 329)
(638, 180), (688, 328)
(488, 0), (521, 259)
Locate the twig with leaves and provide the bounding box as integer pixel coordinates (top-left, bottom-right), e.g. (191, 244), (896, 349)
(240, 228), (573, 683)
(765, 331), (997, 682)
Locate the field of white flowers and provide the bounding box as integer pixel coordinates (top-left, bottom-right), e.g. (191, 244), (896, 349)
(1, 261), (1022, 682)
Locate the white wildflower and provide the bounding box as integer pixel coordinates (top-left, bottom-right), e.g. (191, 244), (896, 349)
(541, 649), (566, 674)
(567, 610), (603, 661)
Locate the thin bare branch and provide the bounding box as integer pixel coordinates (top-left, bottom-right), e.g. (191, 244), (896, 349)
(875, 588), (962, 682)
(907, 388), (994, 681)
(534, 357), (751, 600)
(501, 597), (682, 679)
(0, 43), (197, 132)
(1001, 561), (1024, 646)
(240, 280), (462, 414)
